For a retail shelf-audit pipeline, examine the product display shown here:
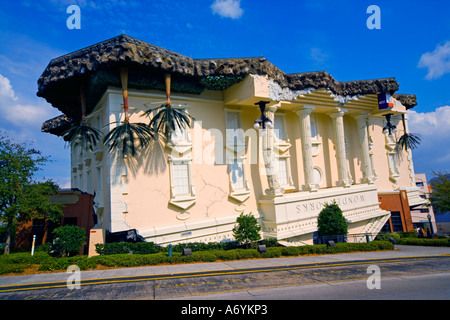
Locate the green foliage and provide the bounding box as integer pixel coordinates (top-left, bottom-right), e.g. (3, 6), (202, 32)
(95, 242), (161, 255)
(0, 132), (62, 254)
(232, 213), (262, 247)
(317, 202), (348, 236)
(142, 104), (194, 142)
(199, 75), (245, 91)
(103, 121), (155, 157)
(62, 124), (101, 152)
(397, 238), (450, 247)
(50, 226), (86, 257)
(375, 232), (401, 242)
(0, 241), (394, 274)
(429, 171), (450, 215)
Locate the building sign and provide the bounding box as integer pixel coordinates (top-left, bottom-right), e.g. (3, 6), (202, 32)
(378, 93), (394, 110)
(295, 194), (366, 214)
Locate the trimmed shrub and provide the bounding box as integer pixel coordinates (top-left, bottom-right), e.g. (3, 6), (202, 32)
(95, 242), (160, 255)
(317, 202), (348, 237)
(50, 226), (86, 257)
(397, 238), (450, 247)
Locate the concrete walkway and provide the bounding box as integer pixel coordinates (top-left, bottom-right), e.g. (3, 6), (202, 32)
(1, 245), (449, 287)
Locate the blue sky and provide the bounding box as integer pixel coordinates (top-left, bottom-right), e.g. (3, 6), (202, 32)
(0, 0), (449, 187)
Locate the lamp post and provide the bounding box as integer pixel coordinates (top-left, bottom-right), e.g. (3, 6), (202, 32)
(382, 114), (398, 135)
(427, 213), (434, 235)
(253, 101), (273, 130)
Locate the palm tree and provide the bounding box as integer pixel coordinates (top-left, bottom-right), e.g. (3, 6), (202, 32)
(142, 73), (193, 142)
(62, 84), (101, 152)
(395, 113), (421, 157)
(103, 68), (155, 157)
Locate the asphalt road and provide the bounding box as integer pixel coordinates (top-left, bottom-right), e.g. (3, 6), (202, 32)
(1, 255), (449, 301)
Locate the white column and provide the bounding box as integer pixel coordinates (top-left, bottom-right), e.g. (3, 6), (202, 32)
(328, 109), (352, 188)
(295, 106), (318, 192)
(353, 112), (375, 184)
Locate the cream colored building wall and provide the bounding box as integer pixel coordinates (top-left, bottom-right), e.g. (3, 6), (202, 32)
(72, 74), (420, 245)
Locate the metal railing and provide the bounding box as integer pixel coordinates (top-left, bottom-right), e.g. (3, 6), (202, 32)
(313, 233), (378, 245)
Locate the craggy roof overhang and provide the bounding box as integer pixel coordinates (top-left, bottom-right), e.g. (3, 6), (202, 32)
(38, 34), (417, 135)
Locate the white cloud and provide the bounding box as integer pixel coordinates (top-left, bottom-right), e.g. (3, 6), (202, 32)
(0, 74), (17, 101)
(211, 0), (244, 19)
(0, 73), (55, 128)
(407, 106), (450, 136)
(407, 106), (450, 172)
(418, 41), (450, 80)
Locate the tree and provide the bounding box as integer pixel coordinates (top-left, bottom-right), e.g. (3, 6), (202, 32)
(429, 171), (450, 215)
(0, 133), (63, 254)
(232, 213), (261, 248)
(317, 202), (348, 237)
(50, 225), (86, 257)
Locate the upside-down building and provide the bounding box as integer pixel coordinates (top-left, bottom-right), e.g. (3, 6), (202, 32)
(39, 35), (426, 247)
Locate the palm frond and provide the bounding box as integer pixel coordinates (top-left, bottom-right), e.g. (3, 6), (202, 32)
(395, 133), (422, 156)
(103, 122), (155, 157)
(62, 124), (101, 152)
(142, 104), (194, 141)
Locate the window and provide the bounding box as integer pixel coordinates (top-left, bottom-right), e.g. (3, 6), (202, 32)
(172, 161), (190, 196)
(277, 158), (289, 186)
(274, 116), (285, 141)
(171, 123), (189, 142)
(96, 167), (102, 194)
(416, 182), (424, 187)
(64, 217), (78, 226)
(225, 109), (250, 202)
(230, 160), (245, 190)
(390, 211), (403, 232)
(310, 114), (318, 140)
(226, 111), (245, 146)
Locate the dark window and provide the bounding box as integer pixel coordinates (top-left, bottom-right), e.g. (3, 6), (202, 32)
(416, 182), (424, 187)
(390, 211), (403, 232)
(63, 217), (77, 226)
(381, 221), (391, 233)
(31, 219), (45, 246)
(419, 208), (429, 213)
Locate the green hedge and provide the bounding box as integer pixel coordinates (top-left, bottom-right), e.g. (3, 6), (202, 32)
(397, 238), (450, 247)
(95, 238), (279, 255)
(0, 241), (394, 275)
(95, 242), (161, 255)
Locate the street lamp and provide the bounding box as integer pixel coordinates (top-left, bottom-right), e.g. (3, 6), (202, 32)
(427, 213), (434, 235)
(382, 114), (398, 135)
(254, 101), (273, 130)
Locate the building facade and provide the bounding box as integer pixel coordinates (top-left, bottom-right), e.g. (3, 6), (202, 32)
(39, 35), (426, 246)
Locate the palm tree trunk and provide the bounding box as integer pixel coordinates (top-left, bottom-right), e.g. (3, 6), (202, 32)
(120, 67), (129, 121)
(165, 73), (171, 106)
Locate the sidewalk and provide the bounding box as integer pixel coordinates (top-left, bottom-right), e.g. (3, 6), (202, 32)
(1, 245), (449, 287)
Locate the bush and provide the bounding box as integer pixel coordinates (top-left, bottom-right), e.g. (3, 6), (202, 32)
(233, 213), (262, 248)
(95, 242), (161, 255)
(50, 226), (86, 257)
(375, 232), (401, 243)
(397, 238), (450, 247)
(317, 202), (348, 237)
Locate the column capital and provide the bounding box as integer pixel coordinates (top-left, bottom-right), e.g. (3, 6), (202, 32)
(327, 108), (347, 119)
(352, 111), (371, 121)
(294, 105), (315, 116)
(266, 102), (280, 114)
